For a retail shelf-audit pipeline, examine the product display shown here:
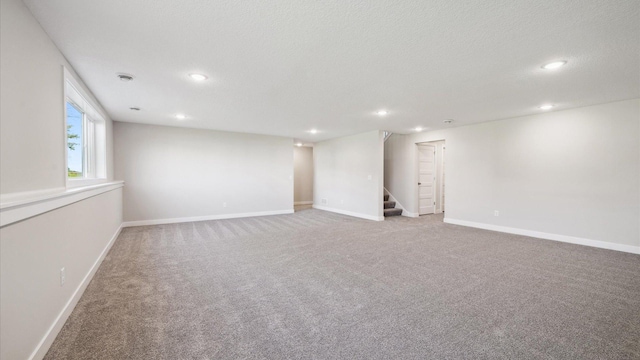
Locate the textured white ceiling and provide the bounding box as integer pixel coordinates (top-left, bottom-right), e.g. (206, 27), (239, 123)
(24, 0), (640, 143)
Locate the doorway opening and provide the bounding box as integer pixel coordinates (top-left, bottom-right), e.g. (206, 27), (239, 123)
(293, 144), (314, 212)
(417, 140), (445, 216)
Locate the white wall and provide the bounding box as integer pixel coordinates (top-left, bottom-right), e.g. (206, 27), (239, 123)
(0, 189), (123, 360)
(294, 146), (314, 204)
(385, 99), (640, 252)
(114, 122), (294, 223)
(0, 0), (114, 193)
(0, 0), (122, 358)
(314, 130), (384, 221)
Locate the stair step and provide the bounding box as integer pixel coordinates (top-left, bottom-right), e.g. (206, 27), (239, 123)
(384, 208), (403, 217)
(383, 194), (389, 201)
(384, 200), (396, 209)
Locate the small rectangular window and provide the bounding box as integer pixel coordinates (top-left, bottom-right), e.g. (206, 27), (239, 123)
(64, 68), (107, 186)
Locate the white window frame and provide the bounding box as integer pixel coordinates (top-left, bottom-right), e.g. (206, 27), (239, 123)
(64, 67), (107, 187)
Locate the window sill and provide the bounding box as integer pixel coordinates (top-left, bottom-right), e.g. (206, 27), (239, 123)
(0, 181), (124, 227)
(67, 178), (109, 188)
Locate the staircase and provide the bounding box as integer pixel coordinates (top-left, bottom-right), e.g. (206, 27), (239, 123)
(383, 133), (401, 217)
(383, 194), (402, 217)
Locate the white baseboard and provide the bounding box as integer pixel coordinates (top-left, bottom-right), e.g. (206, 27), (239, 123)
(313, 205), (383, 221)
(443, 218), (640, 255)
(30, 223), (123, 360)
(402, 210), (419, 218)
(122, 209), (295, 227)
(294, 201), (313, 205)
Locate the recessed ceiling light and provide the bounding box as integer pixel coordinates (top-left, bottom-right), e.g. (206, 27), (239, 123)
(117, 73), (135, 82)
(296, 143), (303, 147)
(176, 114), (187, 120)
(377, 110), (388, 116)
(189, 73), (208, 81)
(541, 61), (567, 70)
(129, 107), (141, 111)
(443, 119), (454, 124)
(539, 104), (554, 110)
(309, 129), (317, 134)
(415, 127), (423, 132)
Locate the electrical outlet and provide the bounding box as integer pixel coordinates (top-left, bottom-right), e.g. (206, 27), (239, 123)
(60, 267), (66, 286)
(321, 198), (328, 205)
(367, 174), (372, 181)
(340, 199), (344, 204)
(494, 210), (499, 217)
(223, 202), (227, 208)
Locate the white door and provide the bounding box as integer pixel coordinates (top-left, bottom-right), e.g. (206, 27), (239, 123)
(418, 144), (436, 215)
(441, 146), (445, 213)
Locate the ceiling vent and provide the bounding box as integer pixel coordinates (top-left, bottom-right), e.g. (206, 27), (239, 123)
(117, 73), (135, 82)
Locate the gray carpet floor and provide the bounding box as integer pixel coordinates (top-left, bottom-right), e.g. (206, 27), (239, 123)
(45, 209), (640, 359)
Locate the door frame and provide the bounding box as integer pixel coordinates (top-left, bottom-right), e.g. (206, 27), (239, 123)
(416, 143), (436, 215)
(439, 144), (445, 213)
(415, 139), (446, 216)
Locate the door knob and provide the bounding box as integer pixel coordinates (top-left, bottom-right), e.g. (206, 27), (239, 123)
(418, 182), (421, 185)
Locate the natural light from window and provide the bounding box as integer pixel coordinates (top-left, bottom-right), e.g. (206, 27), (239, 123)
(64, 68), (107, 186)
(66, 102), (84, 178)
